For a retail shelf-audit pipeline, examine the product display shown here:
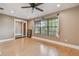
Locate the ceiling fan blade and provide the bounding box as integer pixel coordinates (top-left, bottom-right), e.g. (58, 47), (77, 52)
(0, 7), (4, 10)
(29, 3), (33, 5)
(35, 3), (43, 6)
(21, 6), (31, 8)
(35, 7), (43, 12)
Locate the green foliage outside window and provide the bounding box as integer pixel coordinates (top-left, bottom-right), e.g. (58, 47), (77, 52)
(34, 17), (59, 36)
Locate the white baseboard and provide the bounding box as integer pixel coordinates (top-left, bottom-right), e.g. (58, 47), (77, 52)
(15, 34), (22, 36)
(0, 38), (15, 42)
(32, 36), (79, 50)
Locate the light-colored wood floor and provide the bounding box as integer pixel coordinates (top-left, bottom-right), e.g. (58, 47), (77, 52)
(0, 37), (79, 56)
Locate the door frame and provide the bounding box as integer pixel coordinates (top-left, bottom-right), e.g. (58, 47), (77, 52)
(14, 19), (27, 39)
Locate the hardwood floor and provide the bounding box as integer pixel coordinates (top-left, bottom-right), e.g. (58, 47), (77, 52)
(0, 37), (79, 56)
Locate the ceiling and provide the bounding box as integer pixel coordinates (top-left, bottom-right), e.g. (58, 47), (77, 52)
(0, 3), (79, 20)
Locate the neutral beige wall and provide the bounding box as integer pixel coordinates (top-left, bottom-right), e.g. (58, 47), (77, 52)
(59, 6), (79, 45)
(27, 6), (79, 45)
(27, 20), (34, 30)
(0, 14), (27, 40)
(0, 14), (14, 40)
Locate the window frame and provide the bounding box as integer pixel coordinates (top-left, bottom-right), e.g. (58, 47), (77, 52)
(34, 17), (59, 37)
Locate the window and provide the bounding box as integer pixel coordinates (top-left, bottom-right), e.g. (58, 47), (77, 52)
(48, 18), (59, 36)
(41, 20), (47, 35)
(34, 21), (41, 34)
(34, 17), (59, 37)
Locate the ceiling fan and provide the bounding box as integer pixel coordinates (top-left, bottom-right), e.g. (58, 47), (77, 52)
(21, 3), (44, 12)
(0, 7), (4, 10)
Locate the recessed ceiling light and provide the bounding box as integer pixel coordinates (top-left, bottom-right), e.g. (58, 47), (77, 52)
(11, 11), (14, 13)
(57, 4), (61, 7)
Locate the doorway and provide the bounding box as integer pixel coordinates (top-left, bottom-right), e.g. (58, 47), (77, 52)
(14, 19), (27, 39)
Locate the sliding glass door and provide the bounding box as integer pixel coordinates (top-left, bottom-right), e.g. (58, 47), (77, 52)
(48, 18), (59, 36)
(34, 21), (41, 34)
(34, 17), (59, 37)
(41, 20), (47, 36)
